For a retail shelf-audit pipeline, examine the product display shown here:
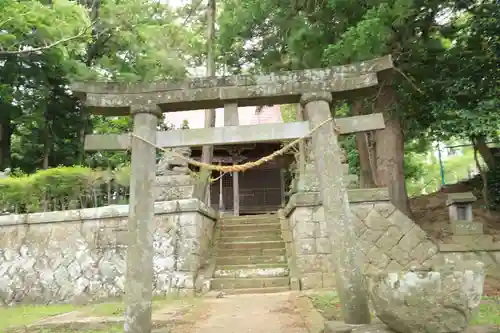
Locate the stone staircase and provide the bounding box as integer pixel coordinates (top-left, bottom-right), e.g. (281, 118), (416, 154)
(211, 214), (290, 294)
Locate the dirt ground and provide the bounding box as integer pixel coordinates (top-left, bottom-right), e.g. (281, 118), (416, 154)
(171, 292), (308, 333)
(19, 292), (309, 333)
(484, 277), (500, 296)
(410, 180), (500, 241)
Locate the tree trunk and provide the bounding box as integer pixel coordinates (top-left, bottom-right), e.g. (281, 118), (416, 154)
(194, 0), (217, 203)
(473, 135), (495, 170)
(0, 118), (12, 170)
(41, 105), (52, 169)
(472, 137), (489, 211)
(352, 100), (376, 188)
(374, 85), (411, 216)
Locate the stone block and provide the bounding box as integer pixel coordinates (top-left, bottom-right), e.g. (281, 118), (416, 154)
(311, 206), (325, 222)
(290, 277), (301, 290)
(373, 202), (396, 218)
(297, 172), (321, 192)
(410, 240), (438, 264)
(324, 322), (392, 333)
(280, 217), (289, 231)
(358, 239), (375, 255)
(350, 212), (368, 238)
(450, 235), (482, 248)
(387, 209), (415, 234)
(300, 272), (323, 290)
(450, 220), (483, 235)
(438, 243), (468, 252)
(317, 221), (329, 237)
(446, 192), (477, 205)
(296, 254), (323, 272)
(154, 185), (195, 201)
(397, 226), (427, 252)
(155, 175), (193, 186)
(385, 260), (403, 272)
(376, 226), (403, 252)
(364, 209), (392, 231)
(295, 221), (318, 239)
(292, 207), (313, 223)
(322, 273), (336, 288)
(366, 245), (390, 270)
(282, 229), (293, 242)
(316, 237), (332, 254)
(388, 244), (412, 266)
(358, 228), (384, 244)
(297, 238), (317, 255)
(179, 224), (199, 239)
(351, 203), (374, 220)
(367, 261), (485, 333)
(349, 188), (390, 203)
(321, 254), (336, 273)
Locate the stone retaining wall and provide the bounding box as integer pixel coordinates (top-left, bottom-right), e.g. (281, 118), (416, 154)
(0, 199), (217, 305)
(437, 236), (500, 278)
(281, 189), (500, 290)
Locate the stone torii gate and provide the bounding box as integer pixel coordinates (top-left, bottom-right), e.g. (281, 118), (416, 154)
(71, 55), (394, 332)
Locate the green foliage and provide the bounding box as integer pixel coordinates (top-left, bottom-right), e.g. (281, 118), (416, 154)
(0, 0), (91, 57)
(405, 147), (481, 197)
(280, 104), (297, 123)
(487, 165), (500, 211)
(0, 0), (202, 173)
(0, 166), (131, 213)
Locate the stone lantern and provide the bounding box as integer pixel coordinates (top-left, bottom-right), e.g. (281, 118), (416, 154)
(446, 192), (482, 235)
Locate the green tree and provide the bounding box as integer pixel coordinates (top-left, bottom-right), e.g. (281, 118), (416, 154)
(1, 0), (203, 173)
(217, 0), (499, 214)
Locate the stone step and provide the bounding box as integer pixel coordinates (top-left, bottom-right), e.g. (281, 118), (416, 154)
(217, 240), (285, 250)
(216, 247), (286, 257)
(214, 264), (289, 278)
(220, 214), (279, 225)
(219, 223), (281, 232)
(211, 276), (290, 290)
(219, 286), (290, 295)
(220, 229), (282, 239)
(219, 233), (283, 242)
(216, 255), (286, 266)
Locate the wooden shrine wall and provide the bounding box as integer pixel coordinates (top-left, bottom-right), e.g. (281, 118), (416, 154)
(210, 166), (283, 214)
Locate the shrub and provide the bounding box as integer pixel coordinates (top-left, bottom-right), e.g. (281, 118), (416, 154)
(0, 165), (131, 213)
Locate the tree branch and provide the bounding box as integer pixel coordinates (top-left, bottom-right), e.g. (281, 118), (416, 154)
(0, 23), (93, 56)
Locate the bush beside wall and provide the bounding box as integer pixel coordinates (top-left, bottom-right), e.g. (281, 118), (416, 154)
(0, 166), (131, 213)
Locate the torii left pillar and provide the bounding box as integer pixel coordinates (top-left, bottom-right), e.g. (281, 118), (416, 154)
(124, 104), (162, 333)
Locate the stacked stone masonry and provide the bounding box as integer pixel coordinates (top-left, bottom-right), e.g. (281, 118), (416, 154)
(0, 199), (216, 305)
(281, 190), (500, 290)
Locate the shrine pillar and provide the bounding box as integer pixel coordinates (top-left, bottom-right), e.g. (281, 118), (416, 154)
(300, 92), (370, 324)
(125, 104), (162, 333)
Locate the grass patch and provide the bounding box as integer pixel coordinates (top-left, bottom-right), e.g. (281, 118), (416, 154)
(80, 294), (198, 317)
(309, 292), (343, 321)
(1, 295), (198, 332)
(0, 303), (78, 332)
(6, 324), (124, 333)
(310, 292), (500, 326)
(471, 297), (500, 325)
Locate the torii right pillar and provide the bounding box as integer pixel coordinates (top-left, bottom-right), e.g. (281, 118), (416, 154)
(300, 92), (371, 324)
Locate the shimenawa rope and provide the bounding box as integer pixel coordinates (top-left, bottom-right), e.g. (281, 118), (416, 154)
(131, 117), (337, 174)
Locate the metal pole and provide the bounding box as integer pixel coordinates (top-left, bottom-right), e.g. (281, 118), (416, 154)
(437, 142), (445, 187)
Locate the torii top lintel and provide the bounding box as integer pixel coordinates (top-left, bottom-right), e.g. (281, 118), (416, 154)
(71, 55), (393, 116)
